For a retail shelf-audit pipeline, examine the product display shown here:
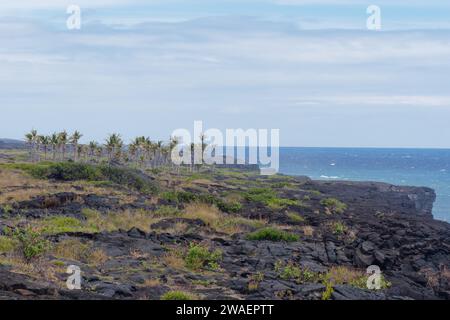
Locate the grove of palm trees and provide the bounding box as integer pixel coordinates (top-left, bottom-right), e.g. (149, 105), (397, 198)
(23, 129), (209, 171)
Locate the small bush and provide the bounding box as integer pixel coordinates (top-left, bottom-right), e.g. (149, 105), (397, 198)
(184, 243), (222, 271)
(320, 198), (347, 214)
(331, 221), (347, 235)
(246, 227), (299, 242)
(245, 188), (276, 204)
(13, 227), (50, 261)
(161, 291), (196, 300)
(217, 201), (242, 213)
(248, 272), (265, 292)
(274, 260), (319, 283)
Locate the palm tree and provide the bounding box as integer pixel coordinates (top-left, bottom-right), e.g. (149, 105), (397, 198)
(58, 130), (68, 160)
(105, 133), (123, 161)
(169, 136), (180, 173)
(25, 129), (39, 162)
(128, 140), (139, 166)
(70, 131), (83, 161)
(50, 133), (59, 161)
(88, 141), (98, 161)
(39, 135), (50, 160)
(25, 132), (34, 162)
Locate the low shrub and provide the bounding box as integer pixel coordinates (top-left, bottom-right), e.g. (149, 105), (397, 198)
(12, 227), (50, 261)
(184, 243), (222, 271)
(274, 260), (319, 283)
(246, 227), (299, 242)
(22, 162), (158, 194)
(331, 221), (347, 235)
(161, 291), (196, 300)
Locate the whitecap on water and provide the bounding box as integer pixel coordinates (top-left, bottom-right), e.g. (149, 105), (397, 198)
(320, 175), (340, 179)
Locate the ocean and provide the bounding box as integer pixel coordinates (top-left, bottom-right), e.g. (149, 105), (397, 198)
(278, 148), (450, 222)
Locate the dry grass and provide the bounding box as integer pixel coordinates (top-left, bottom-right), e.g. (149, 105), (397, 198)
(182, 202), (267, 235)
(143, 278), (161, 287)
(0, 253), (64, 285)
(0, 167), (139, 205)
(163, 248), (185, 270)
(162, 222), (190, 235)
(86, 248), (109, 265)
(52, 238), (108, 265)
(82, 208), (161, 233)
(53, 238), (91, 261)
(421, 265), (450, 290)
(302, 226), (314, 237)
(183, 203), (221, 227)
(130, 249), (149, 260)
(326, 266), (365, 285)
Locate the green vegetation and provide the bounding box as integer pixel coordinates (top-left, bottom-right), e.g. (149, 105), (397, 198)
(1, 204), (13, 215)
(246, 227), (299, 242)
(184, 243), (222, 271)
(320, 198), (347, 214)
(0, 236), (18, 254)
(248, 272), (265, 291)
(41, 216), (90, 235)
(12, 227), (50, 261)
(5, 162), (158, 194)
(245, 188), (302, 210)
(331, 221), (348, 235)
(286, 212), (306, 223)
(161, 291), (196, 300)
(244, 188), (276, 203)
(322, 281), (334, 300)
(274, 261), (319, 283)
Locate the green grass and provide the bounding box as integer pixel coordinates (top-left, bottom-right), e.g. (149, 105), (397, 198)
(245, 188), (302, 210)
(266, 198), (302, 210)
(286, 212), (305, 223)
(0, 236), (18, 254)
(40, 216), (93, 235)
(246, 227), (299, 242)
(161, 291), (196, 300)
(274, 261), (319, 283)
(320, 198), (347, 214)
(184, 243), (222, 271)
(331, 221), (348, 235)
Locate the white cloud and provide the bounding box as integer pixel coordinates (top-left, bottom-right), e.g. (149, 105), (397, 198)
(0, 16), (450, 145)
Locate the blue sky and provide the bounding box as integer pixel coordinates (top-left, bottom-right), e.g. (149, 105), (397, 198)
(1, 0), (450, 147)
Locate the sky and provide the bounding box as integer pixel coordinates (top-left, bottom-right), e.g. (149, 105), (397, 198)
(1, 0), (450, 147)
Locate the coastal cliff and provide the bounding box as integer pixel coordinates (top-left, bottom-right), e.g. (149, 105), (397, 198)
(307, 180), (436, 218)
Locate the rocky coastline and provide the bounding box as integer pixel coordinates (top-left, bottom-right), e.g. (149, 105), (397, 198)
(0, 161), (449, 300)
